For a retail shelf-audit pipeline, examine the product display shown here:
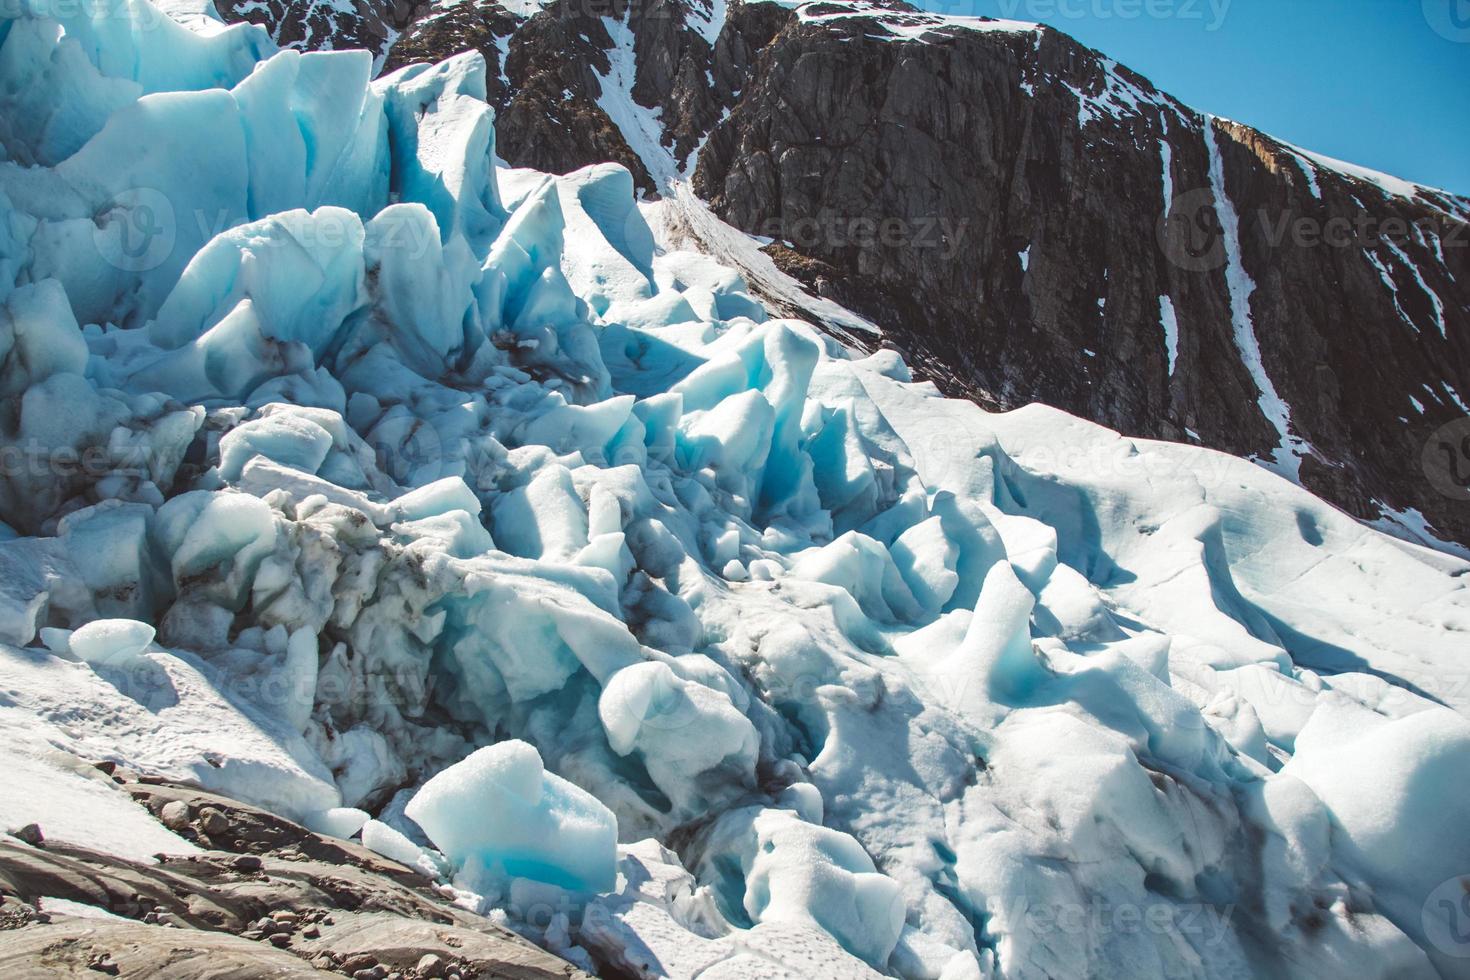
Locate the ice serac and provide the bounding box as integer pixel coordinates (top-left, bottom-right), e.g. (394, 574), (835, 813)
(1, 3), (1469, 979)
(405, 740), (618, 893)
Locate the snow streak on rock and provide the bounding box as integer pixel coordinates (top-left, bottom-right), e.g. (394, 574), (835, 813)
(1206, 119), (1310, 481)
(594, 12), (676, 189)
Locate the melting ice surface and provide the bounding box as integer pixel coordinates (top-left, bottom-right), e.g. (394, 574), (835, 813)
(1, 1), (1470, 977)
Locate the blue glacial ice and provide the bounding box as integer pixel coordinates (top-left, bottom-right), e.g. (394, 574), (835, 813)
(1, 2), (1469, 977)
(406, 739), (619, 894)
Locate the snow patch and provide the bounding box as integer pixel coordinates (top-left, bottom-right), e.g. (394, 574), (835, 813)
(1159, 294), (1179, 377)
(594, 13), (676, 189)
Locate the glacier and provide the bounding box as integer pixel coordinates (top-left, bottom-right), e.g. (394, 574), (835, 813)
(1, 1), (1469, 977)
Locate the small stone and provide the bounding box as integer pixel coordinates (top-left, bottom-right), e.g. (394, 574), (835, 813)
(267, 933), (291, 948)
(198, 808), (228, 836)
(231, 855), (262, 873)
(159, 801), (190, 830)
(86, 953), (120, 975)
(302, 925), (320, 939)
(352, 969), (385, 980)
(240, 930), (265, 942)
(270, 910), (299, 925)
(342, 955), (377, 973)
(137, 774), (166, 785)
(416, 954), (446, 978)
(93, 761), (117, 775)
(12, 824), (43, 847)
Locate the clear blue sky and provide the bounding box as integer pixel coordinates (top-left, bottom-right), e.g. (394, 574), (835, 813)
(914, 0), (1470, 195)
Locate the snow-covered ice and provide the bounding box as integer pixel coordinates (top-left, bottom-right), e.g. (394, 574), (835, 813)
(406, 740), (619, 894)
(0, 2), (1468, 977)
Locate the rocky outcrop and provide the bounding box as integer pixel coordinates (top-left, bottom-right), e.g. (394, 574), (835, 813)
(0, 776), (589, 980)
(214, 0), (1470, 549)
(214, 0), (410, 56)
(380, 0), (785, 195)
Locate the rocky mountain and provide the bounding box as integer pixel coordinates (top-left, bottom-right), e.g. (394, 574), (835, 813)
(217, 0), (1470, 553)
